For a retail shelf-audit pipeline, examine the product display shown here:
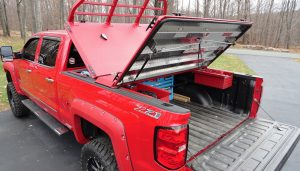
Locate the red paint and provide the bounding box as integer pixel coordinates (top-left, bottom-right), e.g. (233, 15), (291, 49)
(68, 0), (168, 25)
(249, 77), (263, 118)
(194, 68), (233, 89)
(124, 83), (170, 103)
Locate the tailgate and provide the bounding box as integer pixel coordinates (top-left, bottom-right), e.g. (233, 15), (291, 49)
(188, 119), (300, 171)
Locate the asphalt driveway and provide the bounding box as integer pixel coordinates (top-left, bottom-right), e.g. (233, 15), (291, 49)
(0, 111), (81, 171)
(0, 48), (299, 171)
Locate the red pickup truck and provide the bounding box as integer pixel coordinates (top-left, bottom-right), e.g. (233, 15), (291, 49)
(1, 1), (299, 171)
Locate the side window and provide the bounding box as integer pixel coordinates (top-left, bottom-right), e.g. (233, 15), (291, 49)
(67, 44), (85, 68)
(23, 38), (39, 61)
(38, 38), (61, 67)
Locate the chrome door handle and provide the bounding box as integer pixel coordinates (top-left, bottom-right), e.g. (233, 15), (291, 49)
(45, 78), (54, 83)
(26, 69), (32, 73)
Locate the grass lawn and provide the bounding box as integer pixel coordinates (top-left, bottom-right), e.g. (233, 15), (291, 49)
(0, 61), (8, 111)
(0, 34), (256, 112)
(209, 54), (256, 75)
(0, 32), (26, 111)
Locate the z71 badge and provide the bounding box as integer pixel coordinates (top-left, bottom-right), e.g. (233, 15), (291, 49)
(134, 105), (161, 119)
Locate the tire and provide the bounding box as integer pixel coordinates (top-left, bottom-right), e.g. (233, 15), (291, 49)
(7, 82), (29, 117)
(81, 136), (119, 171)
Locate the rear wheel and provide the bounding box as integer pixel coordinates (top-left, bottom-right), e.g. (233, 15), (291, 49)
(7, 82), (29, 117)
(81, 136), (118, 171)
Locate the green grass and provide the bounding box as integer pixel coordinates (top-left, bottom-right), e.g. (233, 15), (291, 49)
(0, 32), (25, 111)
(0, 61), (8, 111)
(0, 35), (25, 51)
(209, 54), (256, 75)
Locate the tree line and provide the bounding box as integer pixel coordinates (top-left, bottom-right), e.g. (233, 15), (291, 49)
(0, 0), (299, 49)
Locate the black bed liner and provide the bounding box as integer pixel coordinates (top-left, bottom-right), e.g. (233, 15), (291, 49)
(172, 101), (247, 157)
(172, 101), (300, 171)
(188, 118), (299, 171)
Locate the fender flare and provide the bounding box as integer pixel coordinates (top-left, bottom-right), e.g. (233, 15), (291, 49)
(3, 62), (24, 95)
(70, 98), (133, 171)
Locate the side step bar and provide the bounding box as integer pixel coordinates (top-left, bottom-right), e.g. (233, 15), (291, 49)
(22, 99), (69, 136)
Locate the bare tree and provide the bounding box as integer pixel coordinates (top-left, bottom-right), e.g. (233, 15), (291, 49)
(187, 0), (191, 15)
(60, 0), (65, 29)
(222, 0), (228, 18)
(16, 0), (26, 40)
(285, 0), (297, 49)
(203, 0), (211, 17)
(261, 0), (274, 46)
(213, 0), (217, 17)
(0, 0), (10, 36)
(29, 0), (42, 33)
(236, 0), (242, 19)
(242, 0), (251, 44)
(274, 0), (287, 48)
(196, 0), (200, 17)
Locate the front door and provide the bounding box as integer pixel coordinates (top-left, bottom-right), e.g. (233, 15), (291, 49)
(33, 37), (61, 118)
(17, 38), (40, 94)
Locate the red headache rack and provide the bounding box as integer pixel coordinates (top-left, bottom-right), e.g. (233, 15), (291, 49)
(68, 0), (168, 25)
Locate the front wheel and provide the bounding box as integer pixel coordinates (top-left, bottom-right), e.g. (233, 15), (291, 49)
(7, 82), (29, 117)
(81, 137), (118, 171)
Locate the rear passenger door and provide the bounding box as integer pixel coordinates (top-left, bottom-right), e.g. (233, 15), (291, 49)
(34, 37), (61, 117)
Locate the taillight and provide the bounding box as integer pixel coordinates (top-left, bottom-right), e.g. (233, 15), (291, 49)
(155, 125), (188, 170)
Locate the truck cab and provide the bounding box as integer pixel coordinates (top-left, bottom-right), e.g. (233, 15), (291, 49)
(1, 0), (299, 171)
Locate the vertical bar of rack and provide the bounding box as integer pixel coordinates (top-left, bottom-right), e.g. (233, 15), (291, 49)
(68, 0), (85, 23)
(162, 0), (168, 15)
(134, 0), (150, 24)
(106, 0), (119, 25)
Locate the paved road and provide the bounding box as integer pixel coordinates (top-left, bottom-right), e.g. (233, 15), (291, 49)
(0, 49), (299, 171)
(228, 48), (300, 171)
(0, 111), (81, 171)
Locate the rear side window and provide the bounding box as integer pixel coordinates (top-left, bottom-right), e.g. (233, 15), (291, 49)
(23, 38), (39, 61)
(67, 44), (85, 68)
(38, 38), (61, 67)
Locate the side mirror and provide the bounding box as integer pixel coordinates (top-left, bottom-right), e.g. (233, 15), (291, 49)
(0, 46), (14, 62)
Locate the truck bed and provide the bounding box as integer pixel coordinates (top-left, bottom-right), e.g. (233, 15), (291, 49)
(172, 101), (299, 171)
(172, 101), (248, 157)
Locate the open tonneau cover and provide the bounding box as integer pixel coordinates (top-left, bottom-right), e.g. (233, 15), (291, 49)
(118, 18), (251, 85)
(66, 0), (252, 87)
(188, 118), (300, 171)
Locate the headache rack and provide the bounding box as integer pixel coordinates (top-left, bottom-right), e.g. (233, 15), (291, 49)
(68, 0), (168, 25)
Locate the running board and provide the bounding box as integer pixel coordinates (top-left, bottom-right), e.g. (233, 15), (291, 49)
(22, 99), (69, 136)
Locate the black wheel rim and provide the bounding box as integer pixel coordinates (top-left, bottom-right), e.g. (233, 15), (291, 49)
(87, 157), (104, 171)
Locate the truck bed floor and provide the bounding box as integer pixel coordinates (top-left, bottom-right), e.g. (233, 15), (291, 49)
(173, 101), (300, 171)
(188, 119), (300, 171)
(171, 101), (248, 158)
